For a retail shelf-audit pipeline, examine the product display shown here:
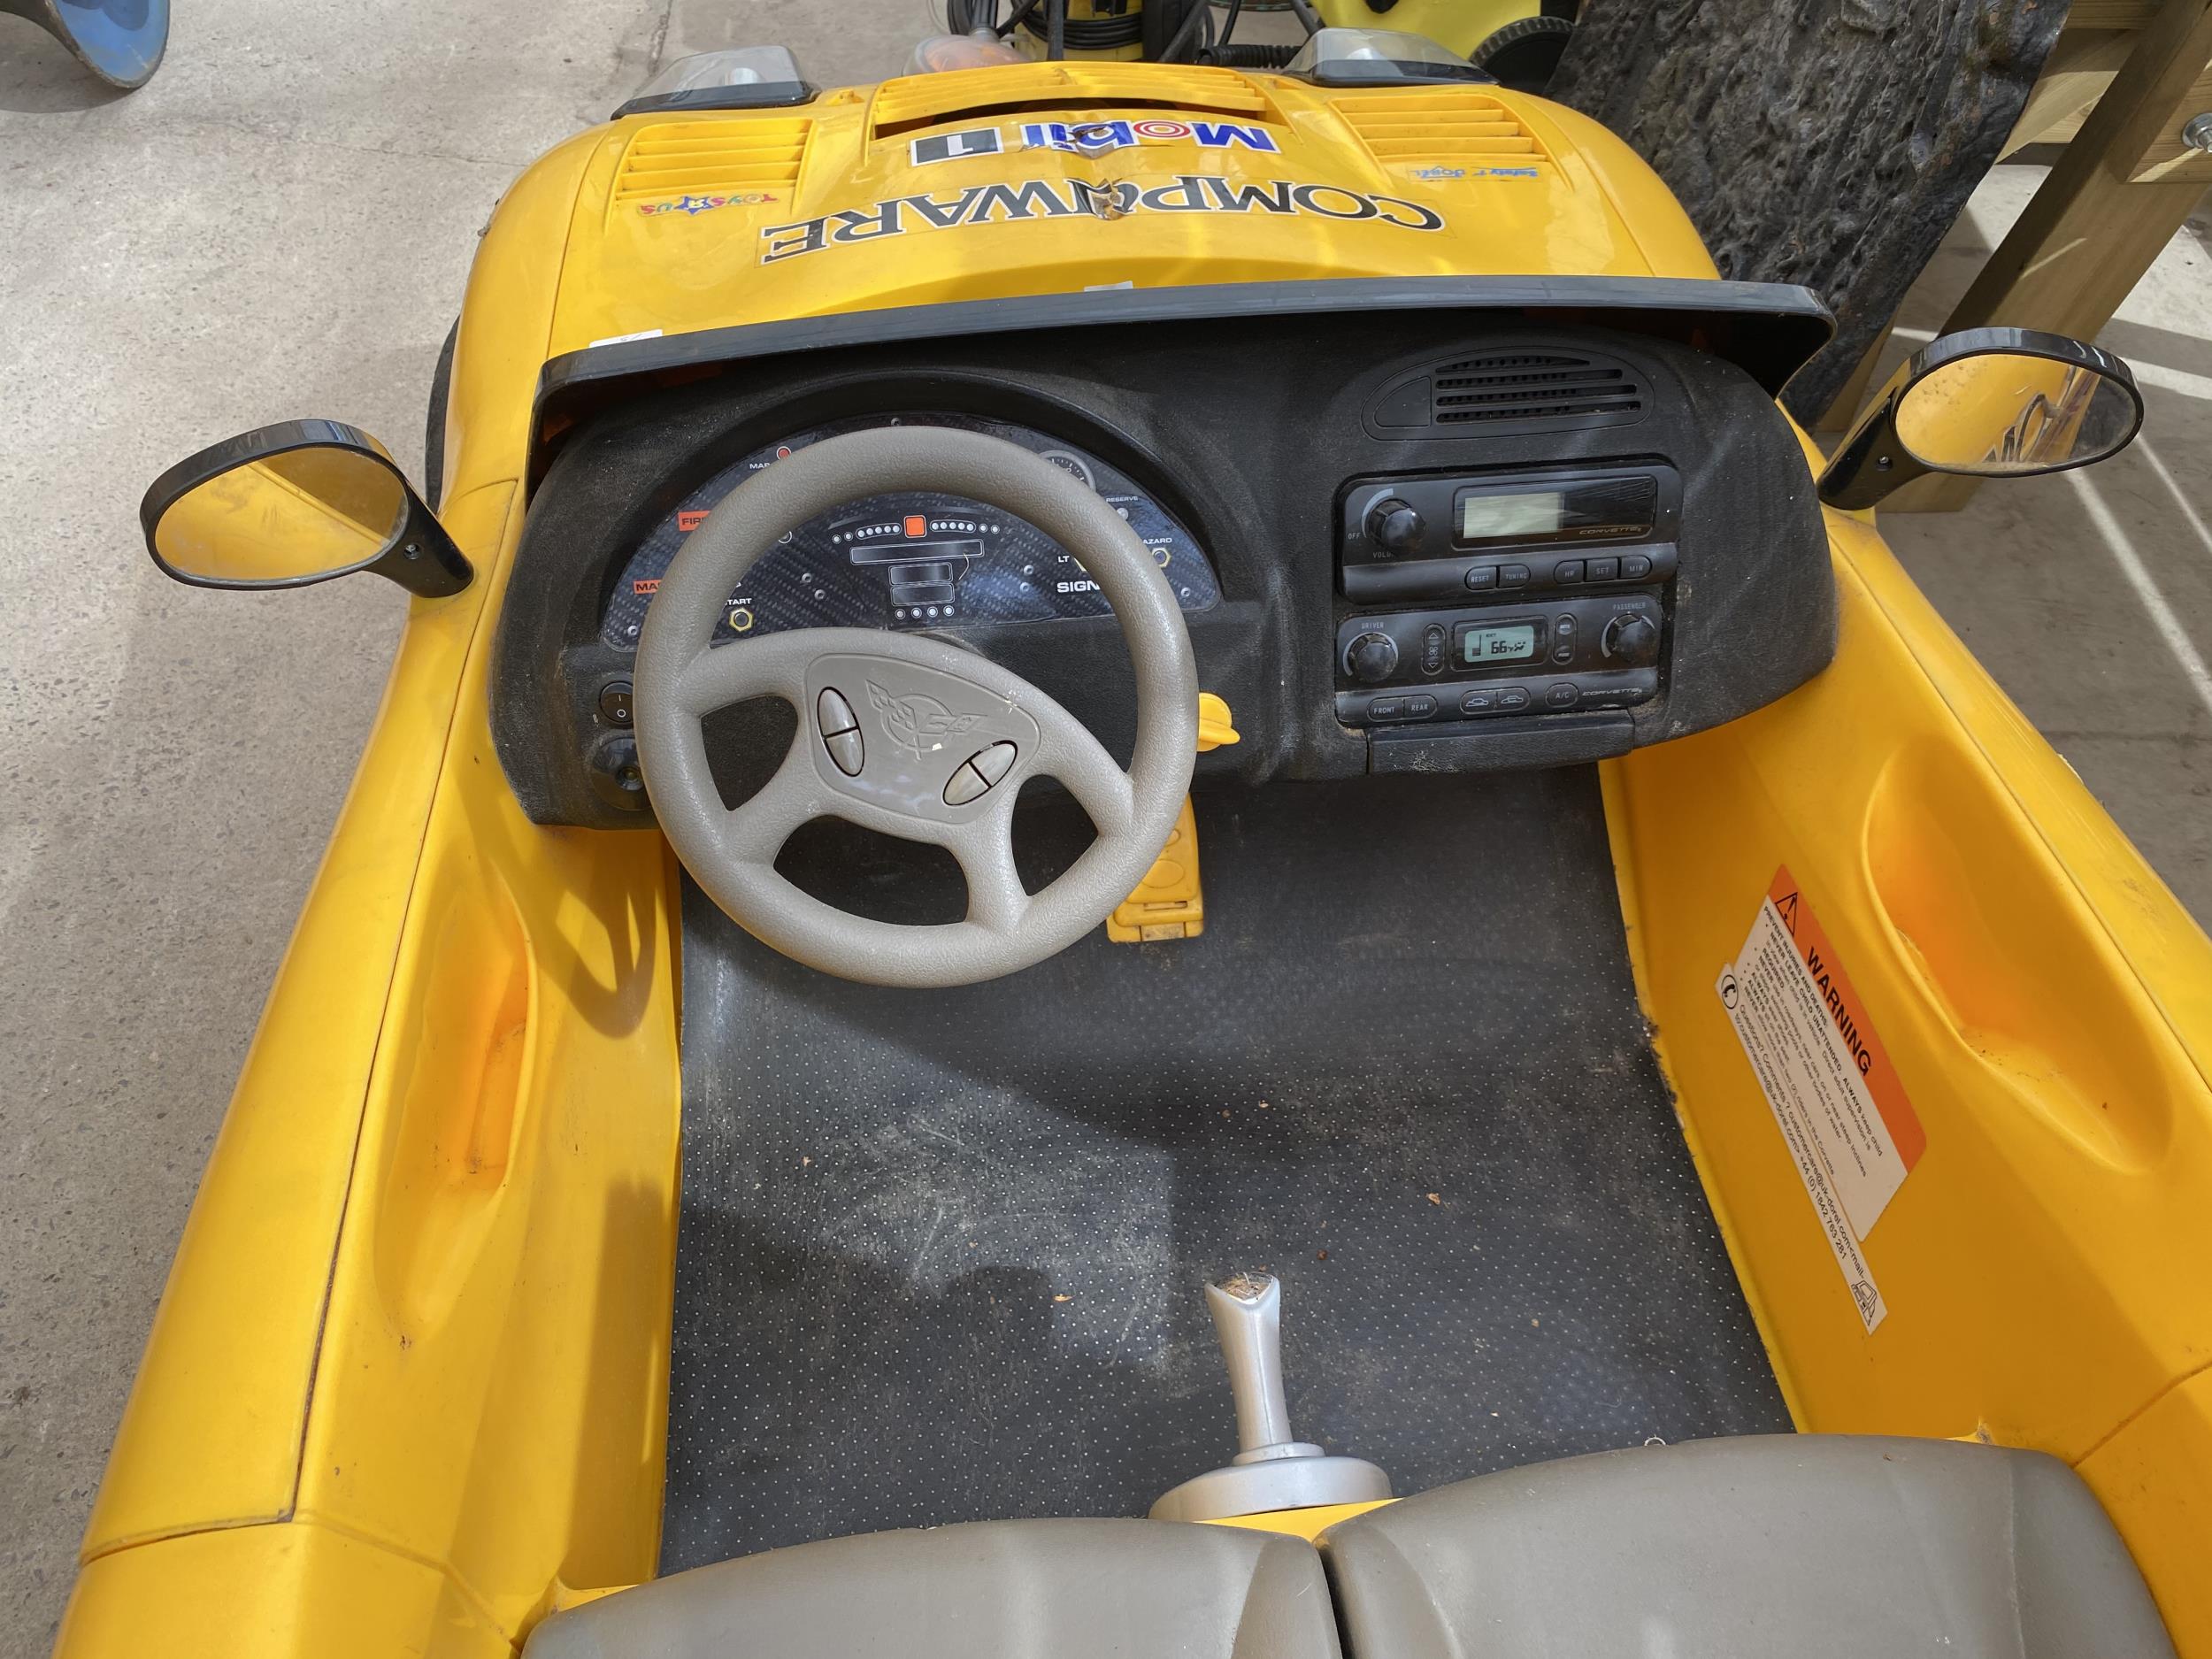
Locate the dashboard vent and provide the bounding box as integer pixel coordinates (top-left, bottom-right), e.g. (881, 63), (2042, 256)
(611, 119), (814, 214)
(1368, 349), (1647, 437)
(1432, 351), (1644, 424)
(1333, 90), (1551, 170)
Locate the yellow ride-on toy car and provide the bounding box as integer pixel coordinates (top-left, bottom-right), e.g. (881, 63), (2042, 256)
(68, 28), (2209, 1659)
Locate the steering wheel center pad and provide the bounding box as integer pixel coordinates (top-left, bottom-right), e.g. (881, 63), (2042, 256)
(803, 653), (1041, 820)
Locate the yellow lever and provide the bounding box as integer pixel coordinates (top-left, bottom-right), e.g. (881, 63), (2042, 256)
(1109, 694), (1235, 943)
(1197, 691), (1240, 753)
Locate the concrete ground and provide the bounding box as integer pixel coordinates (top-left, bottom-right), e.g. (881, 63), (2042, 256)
(0, 5), (2205, 1654)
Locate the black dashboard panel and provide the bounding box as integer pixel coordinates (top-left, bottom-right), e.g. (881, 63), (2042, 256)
(492, 312), (1836, 828)
(598, 413), (1217, 649)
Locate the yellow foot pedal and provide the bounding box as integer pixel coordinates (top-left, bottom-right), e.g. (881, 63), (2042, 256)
(1108, 694), (1235, 945)
(1109, 795), (1203, 942)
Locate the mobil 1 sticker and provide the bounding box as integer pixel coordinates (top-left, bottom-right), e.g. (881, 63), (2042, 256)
(909, 118), (1277, 166)
(910, 127), (1003, 166)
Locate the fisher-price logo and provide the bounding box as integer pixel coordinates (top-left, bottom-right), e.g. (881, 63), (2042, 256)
(638, 191), (780, 217)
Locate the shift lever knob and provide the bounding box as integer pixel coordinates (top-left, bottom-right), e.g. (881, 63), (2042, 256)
(1149, 1271), (1393, 1522)
(1206, 1273), (1323, 1463)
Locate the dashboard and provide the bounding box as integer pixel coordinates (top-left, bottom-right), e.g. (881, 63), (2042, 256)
(599, 414), (1219, 649)
(492, 309), (1837, 828)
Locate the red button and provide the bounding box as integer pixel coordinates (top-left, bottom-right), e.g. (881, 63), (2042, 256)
(903, 515), (928, 538)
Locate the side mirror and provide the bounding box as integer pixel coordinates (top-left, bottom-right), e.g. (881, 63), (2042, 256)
(1817, 328), (2143, 511)
(140, 420), (472, 598)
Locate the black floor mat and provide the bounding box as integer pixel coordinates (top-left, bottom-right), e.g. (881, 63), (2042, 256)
(662, 768), (1789, 1571)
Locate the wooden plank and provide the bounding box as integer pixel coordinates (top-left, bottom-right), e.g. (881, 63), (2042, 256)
(2131, 59), (2212, 178)
(2069, 0), (2157, 25)
(1891, 0), (2212, 510)
(2001, 30), (2135, 157)
(2093, 0), (2212, 178)
(1949, 0), (2212, 336)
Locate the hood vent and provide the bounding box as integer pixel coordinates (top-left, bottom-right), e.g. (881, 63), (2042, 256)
(1335, 90), (1550, 170)
(1369, 348), (1647, 437)
(872, 62), (1270, 138)
(611, 118), (814, 215)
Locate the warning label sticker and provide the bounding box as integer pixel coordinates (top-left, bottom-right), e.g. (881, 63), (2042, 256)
(1717, 868), (1925, 1333)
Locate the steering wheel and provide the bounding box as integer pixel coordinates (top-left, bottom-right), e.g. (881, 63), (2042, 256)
(634, 427), (1198, 987)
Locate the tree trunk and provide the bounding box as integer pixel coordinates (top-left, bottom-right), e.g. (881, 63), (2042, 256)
(1549, 0), (2070, 422)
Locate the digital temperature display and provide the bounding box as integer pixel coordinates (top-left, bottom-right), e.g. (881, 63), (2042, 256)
(1460, 623), (1538, 665)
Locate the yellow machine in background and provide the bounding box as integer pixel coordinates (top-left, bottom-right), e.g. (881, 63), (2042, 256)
(61, 31), (2208, 1659)
(1318, 0), (1571, 75)
(947, 0), (1572, 87)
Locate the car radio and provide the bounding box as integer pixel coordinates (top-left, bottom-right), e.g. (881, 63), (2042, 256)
(1339, 463), (1681, 603)
(1335, 464), (1675, 730)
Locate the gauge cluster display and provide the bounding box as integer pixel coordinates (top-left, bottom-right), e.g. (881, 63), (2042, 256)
(601, 414), (1219, 649)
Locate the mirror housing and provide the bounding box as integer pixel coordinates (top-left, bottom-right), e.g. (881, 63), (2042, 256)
(1818, 327), (2143, 511)
(140, 421), (471, 598)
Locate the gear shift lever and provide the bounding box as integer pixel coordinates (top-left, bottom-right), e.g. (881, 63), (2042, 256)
(1149, 1271), (1392, 1522)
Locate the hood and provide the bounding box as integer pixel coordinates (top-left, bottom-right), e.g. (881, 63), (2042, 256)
(541, 60), (1719, 357)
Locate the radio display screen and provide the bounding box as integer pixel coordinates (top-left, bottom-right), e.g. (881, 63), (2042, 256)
(1460, 490), (1564, 542)
(1458, 622), (1539, 665)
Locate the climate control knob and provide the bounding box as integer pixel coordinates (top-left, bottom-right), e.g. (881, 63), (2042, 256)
(1364, 498), (1425, 555)
(1344, 630), (1401, 684)
(1601, 612), (1661, 666)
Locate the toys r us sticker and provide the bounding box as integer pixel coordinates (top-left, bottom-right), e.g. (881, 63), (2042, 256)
(1717, 868), (1925, 1333)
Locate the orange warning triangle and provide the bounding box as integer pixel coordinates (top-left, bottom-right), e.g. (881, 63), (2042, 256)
(1774, 890), (1801, 934)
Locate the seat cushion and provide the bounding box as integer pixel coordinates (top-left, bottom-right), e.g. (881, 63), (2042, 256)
(1319, 1434), (2174, 1658)
(524, 1517), (1340, 1659)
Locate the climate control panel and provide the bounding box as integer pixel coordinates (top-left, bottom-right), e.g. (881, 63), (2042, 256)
(1333, 594), (1663, 728)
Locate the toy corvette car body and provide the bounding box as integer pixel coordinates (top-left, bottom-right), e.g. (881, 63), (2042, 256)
(64, 34), (2207, 1659)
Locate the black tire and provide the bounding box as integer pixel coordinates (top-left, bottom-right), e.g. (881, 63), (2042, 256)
(1469, 13), (1574, 92)
(425, 319), (457, 511)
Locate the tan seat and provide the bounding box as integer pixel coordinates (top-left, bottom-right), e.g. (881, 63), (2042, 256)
(524, 1517), (1340, 1659)
(1318, 1434), (2175, 1659)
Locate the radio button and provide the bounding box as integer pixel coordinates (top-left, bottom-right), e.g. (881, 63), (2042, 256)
(1544, 683), (1581, 710)
(1621, 553), (1653, 580)
(1585, 683), (1653, 708)
(1588, 556), (1620, 582)
(1496, 687), (1532, 712)
(1500, 563), (1532, 588)
(1464, 565), (1497, 591)
(1367, 498), (1425, 554)
(1555, 560), (1585, 584)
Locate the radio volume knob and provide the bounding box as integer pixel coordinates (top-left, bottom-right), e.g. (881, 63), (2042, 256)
(1601, 612), (1661, 666)
(1345, 630), (1400, 684)
(1365, 498), (1425, 555)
